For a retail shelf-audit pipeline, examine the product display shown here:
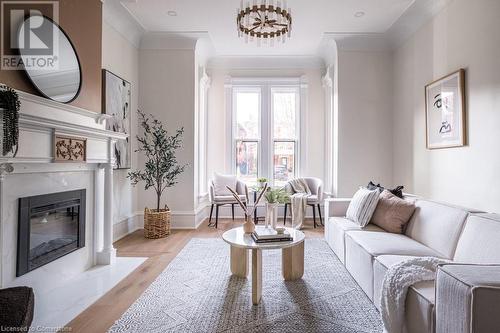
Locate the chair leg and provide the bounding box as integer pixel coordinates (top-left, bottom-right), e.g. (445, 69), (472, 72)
(283, 203), (288, 225)
(208, 204), (214, 226)
(317, 204), (323, 226)
(312, 205), (317, 228)
(231, 204), (235, 220)
(215, 204), (219, 229)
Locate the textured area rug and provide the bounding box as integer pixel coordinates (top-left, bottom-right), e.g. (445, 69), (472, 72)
(109, 238), (382, 333)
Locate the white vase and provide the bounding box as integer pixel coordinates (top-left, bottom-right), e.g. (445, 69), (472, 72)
(265, 203), (278, 229)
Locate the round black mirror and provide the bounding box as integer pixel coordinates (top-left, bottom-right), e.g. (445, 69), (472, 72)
(17, 15), (81, 103)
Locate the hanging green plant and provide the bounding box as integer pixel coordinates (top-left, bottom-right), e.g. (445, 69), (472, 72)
(0, 84), (20, 157)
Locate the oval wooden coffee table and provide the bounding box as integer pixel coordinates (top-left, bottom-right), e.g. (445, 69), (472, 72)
(222, 226), (305, 305)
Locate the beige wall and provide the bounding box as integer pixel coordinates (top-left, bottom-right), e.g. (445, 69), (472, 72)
(336, 50), (394, 197)
(138, 49), (196, 214)
(0, 0), (103, 113)
(101, 21), (140, 225)
(392, 0), (500, 212)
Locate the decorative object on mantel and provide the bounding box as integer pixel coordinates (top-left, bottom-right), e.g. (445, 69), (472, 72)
(54, 135), (87, 162)
(227, 183), (267, 233)
(16, 15), (82, 103)
(425, 69), (466, 149)
(264, 187), (289, 229)
(102, 69), (131, 169)
(0, 84), (20, 157)
(128, 110), (186, 239)
(237, 0), (292, 46)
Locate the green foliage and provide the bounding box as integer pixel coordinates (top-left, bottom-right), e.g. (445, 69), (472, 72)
(0, 84), (20, 157)
(128, 110), (187, 211)
(264, 187), (290, 204)
(257, 177), (268, 183)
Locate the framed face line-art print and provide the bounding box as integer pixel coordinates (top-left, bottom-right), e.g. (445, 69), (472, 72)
(425, 69), (466, 150)
(102, 69), (132, 169)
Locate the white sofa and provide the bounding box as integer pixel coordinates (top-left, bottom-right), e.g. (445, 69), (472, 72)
(324, 197), (500, 333)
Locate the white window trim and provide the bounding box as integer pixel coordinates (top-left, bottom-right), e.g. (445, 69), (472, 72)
(196, 69), (211, 203)
(225, 76), (308, 186)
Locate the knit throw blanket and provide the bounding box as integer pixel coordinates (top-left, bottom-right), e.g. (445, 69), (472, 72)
(287, 179), (311, 229)
(380, 256), (448, 333)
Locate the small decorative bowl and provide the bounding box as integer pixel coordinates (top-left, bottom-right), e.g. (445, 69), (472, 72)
(275, 227), (285, 234)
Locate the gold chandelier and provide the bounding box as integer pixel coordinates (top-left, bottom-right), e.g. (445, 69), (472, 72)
(237, 0), (292, 46)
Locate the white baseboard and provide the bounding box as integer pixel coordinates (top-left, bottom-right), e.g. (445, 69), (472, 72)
(112, 203), (324, 241)
(112, 205), (211, 241)
(113, 213), (142, 241)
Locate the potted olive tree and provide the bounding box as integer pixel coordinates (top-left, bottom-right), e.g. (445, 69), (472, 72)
(128, 110), (186, 239)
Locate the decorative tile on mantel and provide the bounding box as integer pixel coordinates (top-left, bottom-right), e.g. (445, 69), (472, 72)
(31, 257), (146, 330)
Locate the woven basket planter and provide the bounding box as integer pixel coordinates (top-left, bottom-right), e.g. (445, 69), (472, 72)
(144, 206), (171, 239)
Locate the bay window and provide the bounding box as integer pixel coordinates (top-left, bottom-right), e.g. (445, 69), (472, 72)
(231, 81), (300, 186)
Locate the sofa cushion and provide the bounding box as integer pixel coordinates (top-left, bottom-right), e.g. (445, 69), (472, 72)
(436, 264), (500, 333)
(372, 255), (435, 333)
(405, 199), (469, 259)
(324, 217), (384, 263)
(405, 281), (436, 333)
(454, 214), (500, 264)
(373, 255), (425, 309)
(344, 230), (439, 301)
(213, 194), (247, 204)
(371, 190), (416, 234)
(346, 230), (442, 257)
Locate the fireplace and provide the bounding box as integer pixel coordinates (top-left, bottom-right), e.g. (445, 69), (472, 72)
(17, 189), (86, 277)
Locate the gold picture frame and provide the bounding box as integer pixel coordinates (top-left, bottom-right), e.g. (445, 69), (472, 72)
(425, 69), (466, 149)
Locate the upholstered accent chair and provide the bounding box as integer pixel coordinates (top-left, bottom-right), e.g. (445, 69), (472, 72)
(283, 177), (324, 228)
(208, 179), (249, 228)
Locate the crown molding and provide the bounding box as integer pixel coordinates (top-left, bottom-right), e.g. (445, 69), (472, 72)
(323, 32), (390, 52)
(140, 31), (210, 50)
(385, 0), (452, 49)
(102, 0), (145, 48)
(207, 55), (325, 70)
(324, 0), (452, 52)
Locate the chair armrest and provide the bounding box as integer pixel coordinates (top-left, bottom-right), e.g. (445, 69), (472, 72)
(208, 182), (215, 203)
(236, 180), (249, 203)
(323, 198), (351, 219)
(436, 264), (500, 333)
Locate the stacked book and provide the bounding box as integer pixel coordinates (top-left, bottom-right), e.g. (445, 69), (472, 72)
(251, 227), (293, 243)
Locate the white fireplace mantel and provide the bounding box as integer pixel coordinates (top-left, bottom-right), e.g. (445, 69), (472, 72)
(0, 88), (127, 288)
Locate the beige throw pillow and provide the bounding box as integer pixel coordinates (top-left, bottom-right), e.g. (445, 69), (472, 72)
(346, 187), (380, 227)
(371, 190), (416, 234)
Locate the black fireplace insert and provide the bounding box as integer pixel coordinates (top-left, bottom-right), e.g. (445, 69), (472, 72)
(17, 189), (86, 277)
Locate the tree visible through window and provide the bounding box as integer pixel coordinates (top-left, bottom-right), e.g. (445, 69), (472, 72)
(232, 85), (299, 186)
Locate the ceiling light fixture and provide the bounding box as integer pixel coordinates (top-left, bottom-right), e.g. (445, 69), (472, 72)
(237, 0), (292, 47)
(167, 10), (177, 16)
(354, 11), (365, 18)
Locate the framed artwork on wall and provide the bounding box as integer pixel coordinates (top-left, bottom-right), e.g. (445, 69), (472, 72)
(425, 69), (466, 149)
(102, 69), (131, 169)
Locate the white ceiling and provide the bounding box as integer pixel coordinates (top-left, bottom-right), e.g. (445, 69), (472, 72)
(119, 0), (417, 56)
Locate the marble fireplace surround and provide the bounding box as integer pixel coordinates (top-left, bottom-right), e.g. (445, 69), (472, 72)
(0, 89), (128, 291)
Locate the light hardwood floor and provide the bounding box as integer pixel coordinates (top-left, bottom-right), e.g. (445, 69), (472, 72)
(65, 218), (324, 333)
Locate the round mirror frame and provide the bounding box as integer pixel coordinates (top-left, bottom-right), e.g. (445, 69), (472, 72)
(17, 15), (82, 104)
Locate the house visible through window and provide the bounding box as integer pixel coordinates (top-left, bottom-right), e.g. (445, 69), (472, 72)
(232, 83), (299, 186)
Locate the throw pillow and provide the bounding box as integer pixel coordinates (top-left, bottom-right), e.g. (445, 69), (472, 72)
(213, 173), (237, 196)
(346, 188), (380, 227)
(371, 190), (416, 234)
(367, 181), (405, 199)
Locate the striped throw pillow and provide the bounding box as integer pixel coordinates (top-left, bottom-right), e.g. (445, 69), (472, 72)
(346, 188), (380, 227)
